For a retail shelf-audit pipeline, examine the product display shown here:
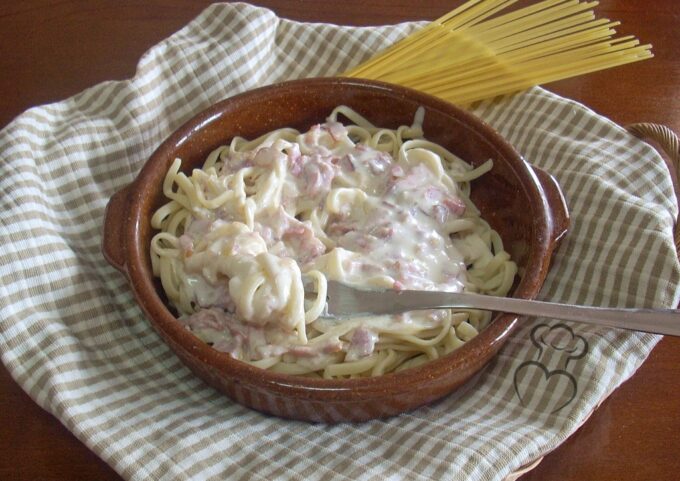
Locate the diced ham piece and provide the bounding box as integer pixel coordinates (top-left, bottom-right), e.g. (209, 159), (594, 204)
(304, 124), (321, 145)
(182, 308), (277, 360)
(387, 164), (431, 194)
(181, 308), (232, 332)
(254, 207), (325, 263)
(345, 327), (379, 361)
(390, 164), (405, 178)
(443, 196), (466, 216)
(282, 223), (326, 264)
(285, 143), (303, 175)
(425, 187), (466, 221)
(302, 156), (335, 196)
(325, 121), (346, 142)
(391, 259), (429, 286)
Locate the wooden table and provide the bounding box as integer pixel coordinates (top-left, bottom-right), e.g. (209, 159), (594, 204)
(1, 1), (678, 480)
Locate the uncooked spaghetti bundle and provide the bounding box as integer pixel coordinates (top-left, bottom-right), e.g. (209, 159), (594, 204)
(345, 0), (652, 104)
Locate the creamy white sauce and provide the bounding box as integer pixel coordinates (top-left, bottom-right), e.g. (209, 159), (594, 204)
(176, 120), (471, 364)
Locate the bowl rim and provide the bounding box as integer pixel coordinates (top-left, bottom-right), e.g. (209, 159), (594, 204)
(119, 76), (558, 400)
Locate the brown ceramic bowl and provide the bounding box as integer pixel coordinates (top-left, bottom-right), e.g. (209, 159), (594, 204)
(102, 77), (568, 423)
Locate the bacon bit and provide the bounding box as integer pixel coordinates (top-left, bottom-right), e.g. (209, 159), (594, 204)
(443, 196), (466, 216)
(302, 158), (334, 196)
(326, 121), (346, 142)
(280, 216), (326, 264)
(345, 327), (378, 361)
(393, 280), (404, 290)
(386, 164), (429, 195)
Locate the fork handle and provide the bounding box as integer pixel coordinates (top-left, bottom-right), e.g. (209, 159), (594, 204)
(393, 291), (680, 336)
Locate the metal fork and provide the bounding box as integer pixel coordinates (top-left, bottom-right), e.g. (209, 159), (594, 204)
(322, 281), (680, 336)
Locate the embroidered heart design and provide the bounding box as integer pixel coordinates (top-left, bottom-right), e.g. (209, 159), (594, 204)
(513, 360), (578, 413)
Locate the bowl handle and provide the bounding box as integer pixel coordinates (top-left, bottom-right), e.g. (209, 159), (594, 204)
(532, 166), (570, 244)
(102, 184), (132, 273)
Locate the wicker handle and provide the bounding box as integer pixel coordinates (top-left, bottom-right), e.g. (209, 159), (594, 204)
(626, 123), (680, 254)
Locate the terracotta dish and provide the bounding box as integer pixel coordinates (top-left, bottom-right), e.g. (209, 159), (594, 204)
(102, 77), (569, 423)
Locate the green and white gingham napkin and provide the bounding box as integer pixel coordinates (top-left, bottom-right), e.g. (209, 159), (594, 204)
(1, 3), (678, 480)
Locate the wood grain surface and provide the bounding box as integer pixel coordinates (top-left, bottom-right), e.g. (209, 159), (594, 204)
(1, 1), (678, 480)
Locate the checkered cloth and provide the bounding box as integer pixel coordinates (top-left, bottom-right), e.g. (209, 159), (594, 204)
(1, 3), (678, 480)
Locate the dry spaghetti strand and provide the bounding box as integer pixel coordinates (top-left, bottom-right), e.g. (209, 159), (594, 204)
(344, 0), (652, 105)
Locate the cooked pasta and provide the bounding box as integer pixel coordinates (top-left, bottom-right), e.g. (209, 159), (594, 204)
(150, 106), (517, 378)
